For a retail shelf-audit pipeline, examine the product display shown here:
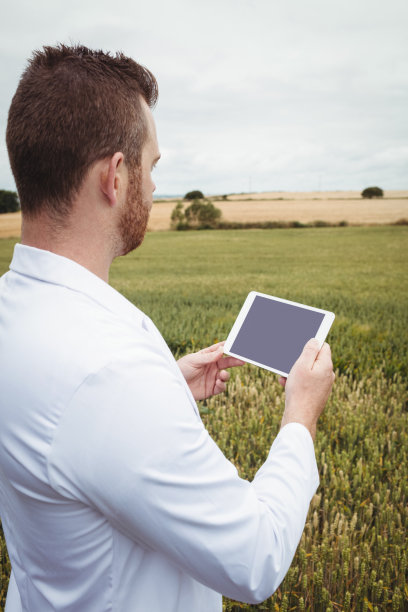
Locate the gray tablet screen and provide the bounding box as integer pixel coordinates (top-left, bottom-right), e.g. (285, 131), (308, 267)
(230, 295), (325, 374)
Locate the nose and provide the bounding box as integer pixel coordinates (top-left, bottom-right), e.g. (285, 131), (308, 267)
(152, 182), (156, 193)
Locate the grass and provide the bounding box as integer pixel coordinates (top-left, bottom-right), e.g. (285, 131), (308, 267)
(0, 226), (407, 610)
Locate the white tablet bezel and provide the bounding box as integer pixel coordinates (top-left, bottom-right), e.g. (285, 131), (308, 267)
(224, 291), (335, 377)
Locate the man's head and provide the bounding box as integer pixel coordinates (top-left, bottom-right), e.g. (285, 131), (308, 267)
(6, 44), (159, 225)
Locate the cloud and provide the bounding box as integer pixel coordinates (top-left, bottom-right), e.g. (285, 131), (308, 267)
(1, 0), (407, 195)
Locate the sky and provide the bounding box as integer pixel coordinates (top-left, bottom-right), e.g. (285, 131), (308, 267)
(0, 0), (407, 196)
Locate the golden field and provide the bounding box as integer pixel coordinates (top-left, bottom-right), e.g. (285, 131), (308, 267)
(0, 213), (23, 239)
(1, 190), (407, 237)
(149, 190), (408, 231)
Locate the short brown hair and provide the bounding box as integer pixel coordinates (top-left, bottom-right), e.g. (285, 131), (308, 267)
(6, 44), (158, 219)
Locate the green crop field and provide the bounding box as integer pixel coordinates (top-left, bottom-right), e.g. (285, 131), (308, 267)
(1, 226), (407, 610)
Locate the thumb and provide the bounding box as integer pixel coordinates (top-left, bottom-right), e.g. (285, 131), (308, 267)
(198, 344), (225, 365)
(299, 338), (321, 369)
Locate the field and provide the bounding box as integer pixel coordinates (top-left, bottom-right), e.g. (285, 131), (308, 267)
(1, 226), (407, 610)
(149, 190), (408, 231)
(1, 190), (407, 237)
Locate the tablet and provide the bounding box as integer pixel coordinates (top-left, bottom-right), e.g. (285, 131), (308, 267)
(224, 291), (335, 377)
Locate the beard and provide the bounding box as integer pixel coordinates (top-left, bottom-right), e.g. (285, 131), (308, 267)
(117, 164), (150, 256)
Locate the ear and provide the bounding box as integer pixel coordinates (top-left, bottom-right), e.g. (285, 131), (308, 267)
(100, 152), (125, 207)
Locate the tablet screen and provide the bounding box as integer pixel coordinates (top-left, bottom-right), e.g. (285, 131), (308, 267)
(229, 294), (325, 374)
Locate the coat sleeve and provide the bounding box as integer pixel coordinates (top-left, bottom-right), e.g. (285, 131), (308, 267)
(47, 342), (319, 604)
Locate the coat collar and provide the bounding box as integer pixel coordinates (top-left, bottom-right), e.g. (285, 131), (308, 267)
(9, 244), (145, 327)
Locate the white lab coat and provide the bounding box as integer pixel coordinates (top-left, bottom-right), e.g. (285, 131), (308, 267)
(0, 244), (319, 611)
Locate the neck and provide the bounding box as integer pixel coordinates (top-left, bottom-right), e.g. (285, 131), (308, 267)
(21, 213), (114, 283)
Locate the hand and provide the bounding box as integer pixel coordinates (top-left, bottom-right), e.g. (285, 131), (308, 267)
(177, 341), (245, 401)
(280, 338), (335, 441)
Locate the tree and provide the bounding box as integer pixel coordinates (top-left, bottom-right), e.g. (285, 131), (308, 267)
(361, 186), (384, 199)
(185, 200), (221, 229)
(170, 199), (222, 230)
(184, 190), (204, 201)
(0, 190), (20, 214)
(170, 201), (189, 230)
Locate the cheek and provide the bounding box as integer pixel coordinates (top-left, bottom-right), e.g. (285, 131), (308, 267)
(142, 171), (154, 197)
(140, 175), (155, 211)
(148, 175), (156, 192)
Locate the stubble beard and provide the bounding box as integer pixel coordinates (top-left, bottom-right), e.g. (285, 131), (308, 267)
(117, 164), (150, 256)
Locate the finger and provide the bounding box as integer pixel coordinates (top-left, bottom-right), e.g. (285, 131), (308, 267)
(218, 369), (230, 382)
(278, 376), (287, 388)
(214, 379), (227, 395)
(217, 356), (246, 370)
(315, 342), (332, 361)
(314, 342), (333, 371)
(299, 338), (321, 369)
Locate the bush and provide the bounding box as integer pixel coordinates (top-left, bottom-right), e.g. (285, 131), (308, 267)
(170, 201), (184, 225)
(361, 186), (384, 199)
(185, 200), (221, 229)
(184, 190), (204, 200)
(0, 190), (20, 214)
(171, 199), (222, 230)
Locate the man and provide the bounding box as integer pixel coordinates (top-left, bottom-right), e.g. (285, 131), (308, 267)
(0, 44), (335, 611)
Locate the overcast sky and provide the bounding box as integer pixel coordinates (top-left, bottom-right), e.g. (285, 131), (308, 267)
(1, 0), (407, 196)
